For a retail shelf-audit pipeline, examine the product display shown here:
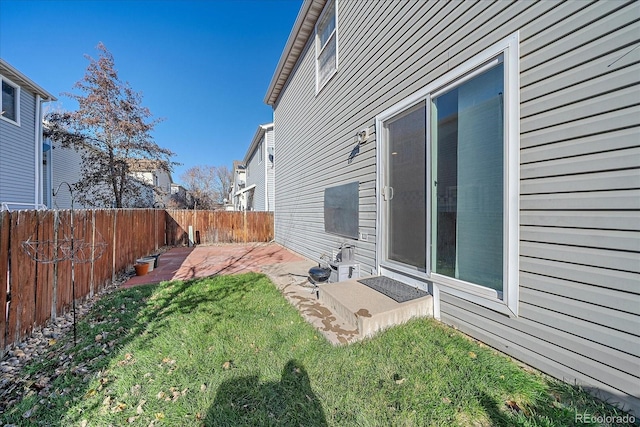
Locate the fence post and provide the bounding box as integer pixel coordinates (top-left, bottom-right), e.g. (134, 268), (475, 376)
(51, 210), (59, 320)
(112, 210), (117, 283)
(154, 209), (158, 250)
(243, 211), (247, 243)
(90, 209), (96, 298)
(0, 211), (9, 356)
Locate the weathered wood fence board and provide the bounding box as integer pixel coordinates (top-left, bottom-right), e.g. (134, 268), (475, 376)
(0, 209), (272, 355)
(0, 209), (167, 356)
(165, 210), (274, 245)
(34, 211), (54, 327)
(0, 212), (9, 353)
(10, 212), (37, 345)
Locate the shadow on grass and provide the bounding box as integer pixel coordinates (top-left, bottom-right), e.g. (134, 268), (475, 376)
(205, 359), (327, 427)
(137, 272), (264, 337)
(477, 386), (638, 427)
(0, 273), (262, 426)
(478, 391), (517, 427)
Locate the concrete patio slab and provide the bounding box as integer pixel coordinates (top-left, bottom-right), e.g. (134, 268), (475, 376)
(319, 279), (433, 338)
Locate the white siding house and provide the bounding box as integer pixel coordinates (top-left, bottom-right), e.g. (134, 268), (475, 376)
(242, 123), (275, 211)
(230, 160), (247, 211)
(42, 138), (87, 209)
(127, 159), (173, 208)
(266, 0), (640, 414)
(0, 59), (56, 210)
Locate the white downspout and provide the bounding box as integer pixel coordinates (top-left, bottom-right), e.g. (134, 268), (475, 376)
(47, 138), (53, 207)
(264, 138), (268, 212)
(34, 94), (42, 206)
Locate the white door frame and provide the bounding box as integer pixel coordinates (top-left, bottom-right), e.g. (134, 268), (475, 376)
(375, 101), (431, 293)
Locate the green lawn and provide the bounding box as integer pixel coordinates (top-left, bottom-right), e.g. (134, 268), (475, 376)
(0, 273), (634, 426)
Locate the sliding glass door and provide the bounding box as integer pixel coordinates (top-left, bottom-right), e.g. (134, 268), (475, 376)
(379, 58), (506, 292)
(377, 35), (519, 313)
(430, 61), (504, 292)
(382, 101), (427, 271)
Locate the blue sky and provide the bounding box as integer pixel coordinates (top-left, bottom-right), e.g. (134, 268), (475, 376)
(0, 0), (302, 184)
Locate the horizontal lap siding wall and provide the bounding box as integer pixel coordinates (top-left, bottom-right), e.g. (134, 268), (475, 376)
(441, 0), (640, 414)
(246, 141), (267, 211)
(275, 0), (541, 283)
(0, 89), (36, 205)
(274, 0), (415, 275)
(273, 0), (640, 414)
(49, 142), (87, 209)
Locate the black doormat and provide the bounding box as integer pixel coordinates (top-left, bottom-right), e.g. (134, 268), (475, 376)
(357, 276), (429, 303)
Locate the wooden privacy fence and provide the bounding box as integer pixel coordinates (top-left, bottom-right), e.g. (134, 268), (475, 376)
(165, 210), (274, 245)
(0, 209), (166, 355)
(0, 209), (274, 355)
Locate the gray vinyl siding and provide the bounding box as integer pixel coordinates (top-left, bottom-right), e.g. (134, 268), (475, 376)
(272, 0), (640, 414)
(0, 88), (37, 206)
(245, 138), (267, 211)
(49, 141), (87, 209)
(442, 0), (640, 412)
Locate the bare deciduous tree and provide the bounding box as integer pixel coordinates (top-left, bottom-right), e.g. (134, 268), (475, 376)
(45, 42), (175, 208)
(213, 165), (233, 206)
(181, 165), (233, 210)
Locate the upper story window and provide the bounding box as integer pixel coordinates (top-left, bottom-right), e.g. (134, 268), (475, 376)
(315, 0), (338, 93)
(1, 77), (20, 125)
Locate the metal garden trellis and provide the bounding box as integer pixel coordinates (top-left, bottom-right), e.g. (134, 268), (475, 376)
(21, 182), (107, 343)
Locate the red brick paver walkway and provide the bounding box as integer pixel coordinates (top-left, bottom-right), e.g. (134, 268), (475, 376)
(123, 243), (305, 288)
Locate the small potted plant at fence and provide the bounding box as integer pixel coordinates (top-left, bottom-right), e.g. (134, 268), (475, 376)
(137, 256), (155, 272)
(134, 262), (149, 276)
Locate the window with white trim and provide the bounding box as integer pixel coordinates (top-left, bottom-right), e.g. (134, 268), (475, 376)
(377, 34), (520, 315)
(1, 77), (20, 125)
(315, 0), (337, 92)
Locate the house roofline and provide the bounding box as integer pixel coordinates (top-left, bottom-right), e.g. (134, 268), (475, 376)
(232, 160), (245, 170)
(263, 0), (326, 106)
(0, 58), (57, 101)
(243, 122), (273, 164)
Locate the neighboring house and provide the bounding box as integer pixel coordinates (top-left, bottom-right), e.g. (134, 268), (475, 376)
(241, 123), (274, 211)
(127, 159), (173, 208)
(43, 126), (172, 209)
(168, 183), (192, 209)
(0, 59), (56, 210)
(230, 160), (247, 211)
(266, 0), (639, 414)
(42, 134), (88, 209)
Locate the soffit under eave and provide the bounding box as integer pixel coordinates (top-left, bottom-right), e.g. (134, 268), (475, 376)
(264, 0), (326, 106)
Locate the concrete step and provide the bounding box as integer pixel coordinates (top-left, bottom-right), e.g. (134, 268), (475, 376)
(318, 278), (433, 338)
